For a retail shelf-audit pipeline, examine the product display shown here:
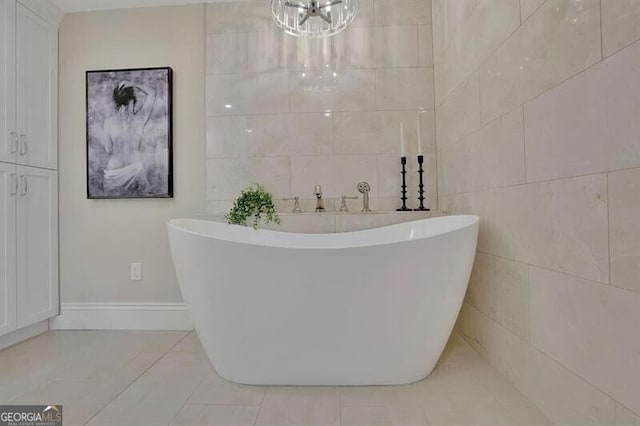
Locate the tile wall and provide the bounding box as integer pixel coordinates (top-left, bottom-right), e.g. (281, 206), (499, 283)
(433, 0), (640, 424)
(205, 0), (436, 214)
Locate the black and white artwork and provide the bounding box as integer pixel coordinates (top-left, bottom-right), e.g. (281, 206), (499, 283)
(86, 67), (173, 198)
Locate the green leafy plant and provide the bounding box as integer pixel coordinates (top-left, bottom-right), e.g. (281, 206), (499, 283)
(226, 184), (281, 229)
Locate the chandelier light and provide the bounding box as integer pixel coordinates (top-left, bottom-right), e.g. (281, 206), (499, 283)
(271, 0), (359, 38)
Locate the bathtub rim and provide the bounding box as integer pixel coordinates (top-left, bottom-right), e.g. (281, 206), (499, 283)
(168, 214), (479, 250)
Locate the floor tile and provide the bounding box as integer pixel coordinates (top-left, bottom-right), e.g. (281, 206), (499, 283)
(255, 386), (340, 426)
(341, 406), (429, 426)
(171, 404), (259, 426)
(187, 369), (265, 406)
(0, 330), (551, 426)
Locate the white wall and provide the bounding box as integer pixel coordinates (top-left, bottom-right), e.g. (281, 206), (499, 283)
(205, 0), (436, 215)
(434, 0), (640, 423)
(58, 5), (205, 304)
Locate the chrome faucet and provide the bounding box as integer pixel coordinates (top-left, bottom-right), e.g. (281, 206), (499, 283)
(313, 185), (325, 212)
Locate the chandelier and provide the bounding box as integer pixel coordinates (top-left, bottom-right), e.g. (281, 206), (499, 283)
(271, 0), (359, 38)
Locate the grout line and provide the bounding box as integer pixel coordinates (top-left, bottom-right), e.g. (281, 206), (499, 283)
(606, 172), (612, 285)
(439, 167), (613, 199)
(434, 1), (525, 109)
(429, 0), (439, 210)
(519, 0), (523, 24)
(337, 386), (343, 426)
(437, 0), (614, 121)
(478, 248), (640, 298)
(599, 0), (604, 60)
(527, 264), (532, 342)
(84, 331), (192, 425)
(206, 107), (437, 120)
(170, 354), (212, 424)
(522, 104), (527, 183)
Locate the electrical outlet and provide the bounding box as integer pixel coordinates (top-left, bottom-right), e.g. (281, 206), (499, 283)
(130, 262), (142, 281)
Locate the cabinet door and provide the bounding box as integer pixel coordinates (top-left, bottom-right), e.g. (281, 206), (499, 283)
(0, 162), (17, 336)
(16, 166), (57, 328)
(16, 3), (57, 170)
(0, 0), (17, 164)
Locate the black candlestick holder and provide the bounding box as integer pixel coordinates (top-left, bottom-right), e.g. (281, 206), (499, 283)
(397, 156), (410, 211)
(414, 155), (430, 211)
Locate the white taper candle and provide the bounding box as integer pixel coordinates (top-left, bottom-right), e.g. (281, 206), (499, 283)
(400, 122), (406, 157)
(417, 119), (423, 155)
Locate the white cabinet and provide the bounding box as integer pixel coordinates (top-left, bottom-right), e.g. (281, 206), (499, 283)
(16, 2), (57, 170)
(0, 163), (17, 336)
(16, 166), (58, 327)
(0, 0), (17, 163)
(0, 0), (60, 339)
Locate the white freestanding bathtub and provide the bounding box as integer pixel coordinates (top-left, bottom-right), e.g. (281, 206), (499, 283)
(168, 215), (479, 385)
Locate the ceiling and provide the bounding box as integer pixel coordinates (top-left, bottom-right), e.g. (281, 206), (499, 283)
(51, 0), (249, 13)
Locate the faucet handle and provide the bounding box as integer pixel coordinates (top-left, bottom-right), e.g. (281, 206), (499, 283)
(283, 196), (302, 213)
(339, 195), (358, 212)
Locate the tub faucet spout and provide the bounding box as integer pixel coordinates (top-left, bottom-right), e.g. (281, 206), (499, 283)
(313, 185), (325, 212)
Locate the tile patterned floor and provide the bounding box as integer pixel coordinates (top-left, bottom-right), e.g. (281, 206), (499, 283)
(0, 331), (550, 425)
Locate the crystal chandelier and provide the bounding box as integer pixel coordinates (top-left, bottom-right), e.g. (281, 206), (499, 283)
(271, 0), (359, 38)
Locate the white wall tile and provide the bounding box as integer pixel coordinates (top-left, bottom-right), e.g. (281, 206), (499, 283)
(374, 0), (432, 26)
(609, 167), (640, 293)
(206, 1), (275, 33)
(346, 26), (419, 68)
(417, 26), (434, 68)
(247, 31), (294, 73)
(479, 0), (601, 123)
(525, 40), (640, 182)
(481, 175), (609, 283)
(458, 305), (533, 395)
(261, 215), (337, 233)
(334, 110), (434, 155)
(530, 267), (640, 416)
(520, 0), (546, 22)
(207, 72), (289, 116)
(206, 33), (248, 74)
(616, 403), (640, 426)
(335, 211), (433, 232)
(206, 157), (291, 200)
(435, 0), (520, 104)
(290, 69), (376, 112)
(523, 341), (617, 425)
(468, 253), (529, 340)
(246, 32), (341, 73)
(247, 113), (333, 157)
(206, 116), (248, 158)
(435, 71), (480, 147)
(602, 0), (640, 57)
(291, 156), (378, 199)
(206, 0), (435, 213)
(460, 305), (617, 426)
(351, 0), (375, 28)
(375, 68), (434, 110)
(437, 107), (524, 195)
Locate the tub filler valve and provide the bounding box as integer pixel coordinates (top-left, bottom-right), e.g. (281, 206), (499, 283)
(313, 185), (325, 212)
(339, 195), (358, 212)
(283, 196), (303, 213)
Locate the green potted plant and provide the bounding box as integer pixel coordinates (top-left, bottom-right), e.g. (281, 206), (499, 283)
(225, 184), (280, 229)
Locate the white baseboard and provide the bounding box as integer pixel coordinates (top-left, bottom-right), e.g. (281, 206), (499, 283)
(49, 303), (194, 331)
(0, 320), (49, 350)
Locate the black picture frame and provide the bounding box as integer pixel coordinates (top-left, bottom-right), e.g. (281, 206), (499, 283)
(85, 67), (173, 199)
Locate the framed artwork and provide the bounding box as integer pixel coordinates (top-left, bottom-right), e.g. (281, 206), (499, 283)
(86, 67), (173, 198)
